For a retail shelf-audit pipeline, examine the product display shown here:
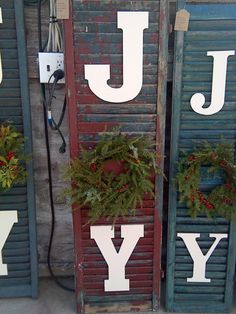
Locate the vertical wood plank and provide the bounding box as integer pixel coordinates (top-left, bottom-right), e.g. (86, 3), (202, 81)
(64, 0), (168, 312)
(64, 1), (84, 312)
(0, 0), (38, 298)
(153, 0), (169, 310)
(166, 1), (236, 312)
(14, 0), (38, 298)
(166, 0), (185, 311)
(64, 0), (79, 158)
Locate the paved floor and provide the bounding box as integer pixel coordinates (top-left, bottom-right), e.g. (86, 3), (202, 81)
(0, 278), (76, 314)
(0, 278), (235, 314)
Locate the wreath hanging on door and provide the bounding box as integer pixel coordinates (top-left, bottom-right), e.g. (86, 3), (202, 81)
(0, 124), (27, 192)
(176, 142), (236, 219)
(65, 131), (163, 224)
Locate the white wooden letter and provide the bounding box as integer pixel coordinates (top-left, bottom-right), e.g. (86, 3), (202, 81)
(178, 233), (228, 283)
(0, 211), (18, 275)
(190, 50), (235, 115)
(85, 12), (149, 103)
(0, 8), (3, 84)
(91, 224), (144, 291)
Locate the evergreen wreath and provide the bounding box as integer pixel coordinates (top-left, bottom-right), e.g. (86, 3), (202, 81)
(176, 142), (236, 219)
(65, 131), (162, 224)
(0, 124), (27, 192)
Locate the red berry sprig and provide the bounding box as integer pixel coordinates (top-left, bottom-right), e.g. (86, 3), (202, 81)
(211, 153), (217, 160)
(6, 151), (15, 161)
(117, 184), (129, 193)
(90, 162), (97, 172)
(197, 191), (215, 210)
(220, 160), (227, 168)
(188, 155), (195, 162)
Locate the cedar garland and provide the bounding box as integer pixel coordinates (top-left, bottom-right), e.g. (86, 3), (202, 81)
(65, 131), (162, 224)
(0, 124), (27, 192)
(176, 142), (236, 219)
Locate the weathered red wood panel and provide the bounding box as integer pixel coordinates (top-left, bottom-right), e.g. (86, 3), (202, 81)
(64, 0), (168, 312)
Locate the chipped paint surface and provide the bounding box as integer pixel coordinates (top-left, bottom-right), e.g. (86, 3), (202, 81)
(64, 1), (168, 312)
(166, 1), (236, 313)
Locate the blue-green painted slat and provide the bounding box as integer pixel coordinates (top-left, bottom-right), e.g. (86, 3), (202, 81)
(0, 40), (17, 49)
(77, 44), (159, 54)
(0, 0), (38, 298)
(1, 60), (18, 69)
(76, 22), (159, 33)
(0, 98), (21, 105)
(3, 247), (30, 257)
(175, 225), (229, 233)
(76, 1), (161, 11)
(175, 264), (227, 271)
(189, 20), (236, 31)
(175, 278), (225, 285)
(79, 104), (157, 114)
(166, 1), (236, 313)
(75, 11), (158, 23)
(83, 292), (152, 303)
(78, 53), (158, 63)
(185, 31), (236, 41)
(187, 4), (236, 20)
(1, 50), (18, 58)
(0, 20), (15, 29)
(0, 286), (31, 297)
(0, 204), (27, 210)
(175, 255), (227, 264)
(0, 30), (16, 38)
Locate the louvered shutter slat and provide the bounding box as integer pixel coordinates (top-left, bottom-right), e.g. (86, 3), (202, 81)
(0, 0), (38, 298)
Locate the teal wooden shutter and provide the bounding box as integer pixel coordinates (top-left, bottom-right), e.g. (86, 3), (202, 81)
(166, 1), (236, 312)
(0, 0), (38, 297)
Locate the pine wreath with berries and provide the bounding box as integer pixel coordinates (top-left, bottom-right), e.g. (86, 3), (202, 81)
(0, 124), (27, 192)
(65, 131), (163, 224)
(176, 142), (236, 219)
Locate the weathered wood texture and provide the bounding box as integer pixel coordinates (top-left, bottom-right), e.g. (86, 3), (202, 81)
(75, 208), (158, 313)
(64, 0), (168, 312)
(29, 81), (74, 276)
(0, 0), (38, 297)
(22, 0), (236, 280)
(167, 1), (236, 312)
(25, 5), (48, 79)
(24, 4), (73, 276)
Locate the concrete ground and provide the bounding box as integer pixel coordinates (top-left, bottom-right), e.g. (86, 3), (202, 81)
(0, 278), (76, 314)
(0, 278), (235, 314)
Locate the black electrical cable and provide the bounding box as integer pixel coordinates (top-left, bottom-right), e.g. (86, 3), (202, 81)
(37, 0), (75, 292)
(54, 95), (67, 129)
(47, 69), (67, 154)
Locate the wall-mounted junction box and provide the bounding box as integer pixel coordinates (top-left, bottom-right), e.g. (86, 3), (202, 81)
(38, 52), (65, 84)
